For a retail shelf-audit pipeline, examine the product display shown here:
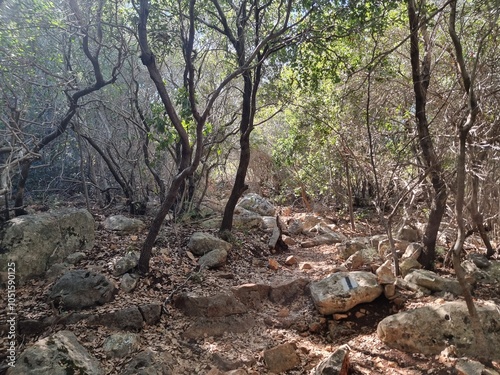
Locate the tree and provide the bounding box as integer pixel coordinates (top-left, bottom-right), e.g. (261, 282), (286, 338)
(0, 0), (124, 214)
(407, 0), (448, 269)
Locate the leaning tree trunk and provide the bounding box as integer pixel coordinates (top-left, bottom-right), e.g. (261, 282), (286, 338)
(220, 71), (255, 232)
(407, 0), (447, 269)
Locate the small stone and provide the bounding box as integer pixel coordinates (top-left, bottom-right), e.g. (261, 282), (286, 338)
(285, 255), (298, 266)
(384, 283), (396, 299)
(66, 252), (86, 264)
(300, 262), (313, 270)
(263, 343), (300, 373)
(268, 258), (279, 270)
(376, 260), (396, 285)
(333, 314), (349, 320)
(120, 273), (138, 292)
(355, 311), (365, 318)
(198, 248), (228, 269)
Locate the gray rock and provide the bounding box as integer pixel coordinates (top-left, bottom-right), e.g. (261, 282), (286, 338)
(287, 219), (304, 235)
(103, 215), (145, 233)
(121, 273), (139, 292)
(262, 216), (278, 231)
(455, 358), (500, 375)
(198, 248), (228, 269)
(404, 269), (464, 295)
(339, 239), (367, 260)
(237, 193), (275, 216)
(378, 239), (410, 258)
(310, 271), (383, 315)
(103, 332), (140, 358)
(263, 343), (300, 373)
(396, 226), (421, 242)
(0, 208), (94, 285)
(45, 263), (71, 282)
(138, 303), (162, 325)
(402, 243), (422, 260)
(233, 207), (264, 229)
(231, 283), (271, 309)
(187, 232), (232, 256)
(301, 232), (345, 248)
(376, 260), (396, 285)
(399, 258), (423, 278)
(174, 292), (247, 317)
(49, 269), (117, 310)
(468, 253), (491, 269)
(113, 252), (139, 276)
(66, 252), (86, 264)
(123, 349), (173, 375)
(342, 251), (364, 270)
(87, 306), (144, 331)
(377, 301), (500, 360)
(311, 345), (349, 375)
(6, 330), (101, 375)
(269, 278), (309, 304)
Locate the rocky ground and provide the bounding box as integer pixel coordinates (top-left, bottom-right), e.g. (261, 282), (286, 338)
(2, 203), (500, 374)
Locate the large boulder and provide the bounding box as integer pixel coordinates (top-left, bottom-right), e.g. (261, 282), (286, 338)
(236, 193), (275, 216)
(309, 271), (383, 315)
(0, 208), (94, 285)
(377, 301), (500, 360)
(6, 330), (101, 375)
(49, 269), (117, 310)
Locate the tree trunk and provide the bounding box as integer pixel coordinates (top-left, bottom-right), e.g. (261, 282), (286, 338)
(220, 71), (254, 232)
(407, 0), (447, 269)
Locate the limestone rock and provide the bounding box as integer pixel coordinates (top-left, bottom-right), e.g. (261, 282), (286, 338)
(113, 252), (139, 276)
(198, 248), (228, 269)
(120, 273), (139, 292)
(301, 233), (345, 248)
(263, 343), (300, 373)
(404, 269), (463, 295)
(231, 283), (271, 309)
(285, 255), (298, 266)
(396, 225), (421, 242)
(122, 349), (173, 375)
(310, 272), (383, 315)
(311, 345), (349, 375)
(0, 208), (94, 284)
(87, 306), (144, 331)
(377, 301), (500, 359)
(103, 214), (145, 233)
(269, 278), (309, 304)
(187, 232), (232, 256)
(262, 216), (278, 231)
(378, 239), (410, 257)
(342, 251), (364, 270)
(103, 332), (140, 358)
(402, 242), (422, 260)
(6, 330), (101, 375)
(237, 193), (275, 216)
(233, 207), (264, 229)
(174, 293), (247, 317)
(399, 258), (422, 278)
(49, 269), (117, 310)
(339, 239), (367, 260)
(455, 358), (500, 375)
(376, 260), (396, 285)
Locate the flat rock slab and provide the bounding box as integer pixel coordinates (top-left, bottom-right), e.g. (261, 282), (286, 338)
(174, 293), (248, 317)
(377, 301), (500, 359)
(49, 269), (117, 310)
(269, 278), (309, 304)
(310, 271), (383, 315)
(301, 233), (345, 248)
(7, 330), (101, 375)
(231, 283), (271, 309)
(404, 269), (463, 295)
